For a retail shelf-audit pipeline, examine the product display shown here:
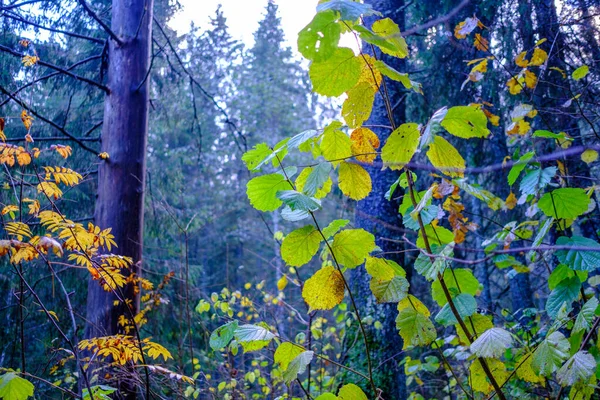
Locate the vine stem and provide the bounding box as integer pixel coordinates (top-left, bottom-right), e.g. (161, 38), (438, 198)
(360, 39), (508, 400)
(274, 153), (379, 396)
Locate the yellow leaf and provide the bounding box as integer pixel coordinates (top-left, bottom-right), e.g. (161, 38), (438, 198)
(274, 342), (304, 371)
(372, 18), (408, 58)
(338, 162), (372, 200)
(516, 353), (545, 384)
(24, 198), (39, 215)
(454, 17), (479, 39)
(507, 76), (523, 95)
(302, 265), (345, 311)
(98, 152), (110, 160)
(350, 127), (380, 163)
(505, 192), (517, 210)
(474, 33), (489, 51)
(1, 205), (18, 216)
(16, 149), (31, 166)
(380, 123), (421, 170)
(524, 70), (537, 88)
(21, 55), (39, 66)
(342, 82), (375, 128)
(277, 275), (288, 291)
(320, 123), (352, 164)
(37, 181), (63, 200)
(515, 51), (529, 67)
(530, 47), (548, 66)
(581, 149), (598, 164)
(52, 145), (72, 159)
(426, 136), (465, 178)
(470, 358), (508, 394)
(357, 54), (382, 90)
(397, 294), (430, 317)
(21, 110), (33, 130)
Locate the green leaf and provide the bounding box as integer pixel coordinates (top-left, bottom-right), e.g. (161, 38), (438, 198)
(331, 228), (376, 268)
(82, 385), (117, 400)
(373, 60), (418, 91)
(0, 373), (34, 400)
(454, 178), (503, 210)
(309, 47), (361, 97)
(533, 130), (565, 140)
(414, 243), (454, 281)
(538, 188), (590, 219)
(426, 136), (465, 178)
(556, 236), (600, 272)
(210, 320), (239, 350)
(573, 297), (599, 334)
(432, 268), (479, 306)
(470, 328), (514, 358)
(548, 264), (576, 290)
(546, 276), (581, 319)
(234, 323), (276, 352)
(298, 10), (341, 62)
(315, 394), (337, 400)
(303, 163), (332, 197)
(532, 331), (571, 376)
(275, 342), (305, 371)
(371, 18), (408, 58)
(316, 0), (380, 21)
(369, 275), (409, 303)
(508, 151), (535, 186)
(557, 351), (596, 386)
(338, 162), (372, 200)
(572, 65), (589, 81)
(242, 143), (272, 171)
(288, 129), (321, 149)
(380, 123), (421, 170)
(282, 351), (314, 383)
(396, 307), (436, 348)
(342, 82), (375, 128)
(322, 219), (349, 239)
(519, 167), (556, 196)
(440, 105), (490, 139)
(247, 173), (290, 212)
(416, 224), (454, 249)
(365, 256), (405, 279)
(281, 225), (322, 267)
(320, 124), (352, 162)
(281, 207), (310, 222)
(276, 190), (321, 212)
(403, 205), (439, 231)
(338, 383), (368, 400)
(435, 293), (476, 326)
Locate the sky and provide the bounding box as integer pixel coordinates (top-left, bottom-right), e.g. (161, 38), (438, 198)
(169, 0), (321, 53)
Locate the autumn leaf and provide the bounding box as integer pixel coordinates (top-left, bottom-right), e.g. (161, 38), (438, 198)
(302, 266), (345, 311)
(350, 127), (380, 163)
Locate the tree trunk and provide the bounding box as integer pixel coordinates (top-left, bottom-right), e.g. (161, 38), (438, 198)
(85, 0), (154, 395)
(348, 1), (407, 398)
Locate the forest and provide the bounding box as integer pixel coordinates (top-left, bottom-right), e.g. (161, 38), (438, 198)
(0, 0), (599, 399)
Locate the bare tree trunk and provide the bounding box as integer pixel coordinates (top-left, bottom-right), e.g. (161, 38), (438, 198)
(85, 0), (154, 396)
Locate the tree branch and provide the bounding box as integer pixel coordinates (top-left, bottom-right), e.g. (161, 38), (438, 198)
(0, 84), (99, 154)
(3, 11), (105, 44)
(76, 0), (124, 46)
(0, 44), (109, 92)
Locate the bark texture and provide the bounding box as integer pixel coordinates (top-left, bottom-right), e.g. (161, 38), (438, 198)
(84, 0), (154, 385)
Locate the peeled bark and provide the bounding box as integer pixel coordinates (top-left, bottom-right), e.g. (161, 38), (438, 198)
(84, 0), (154, 394)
